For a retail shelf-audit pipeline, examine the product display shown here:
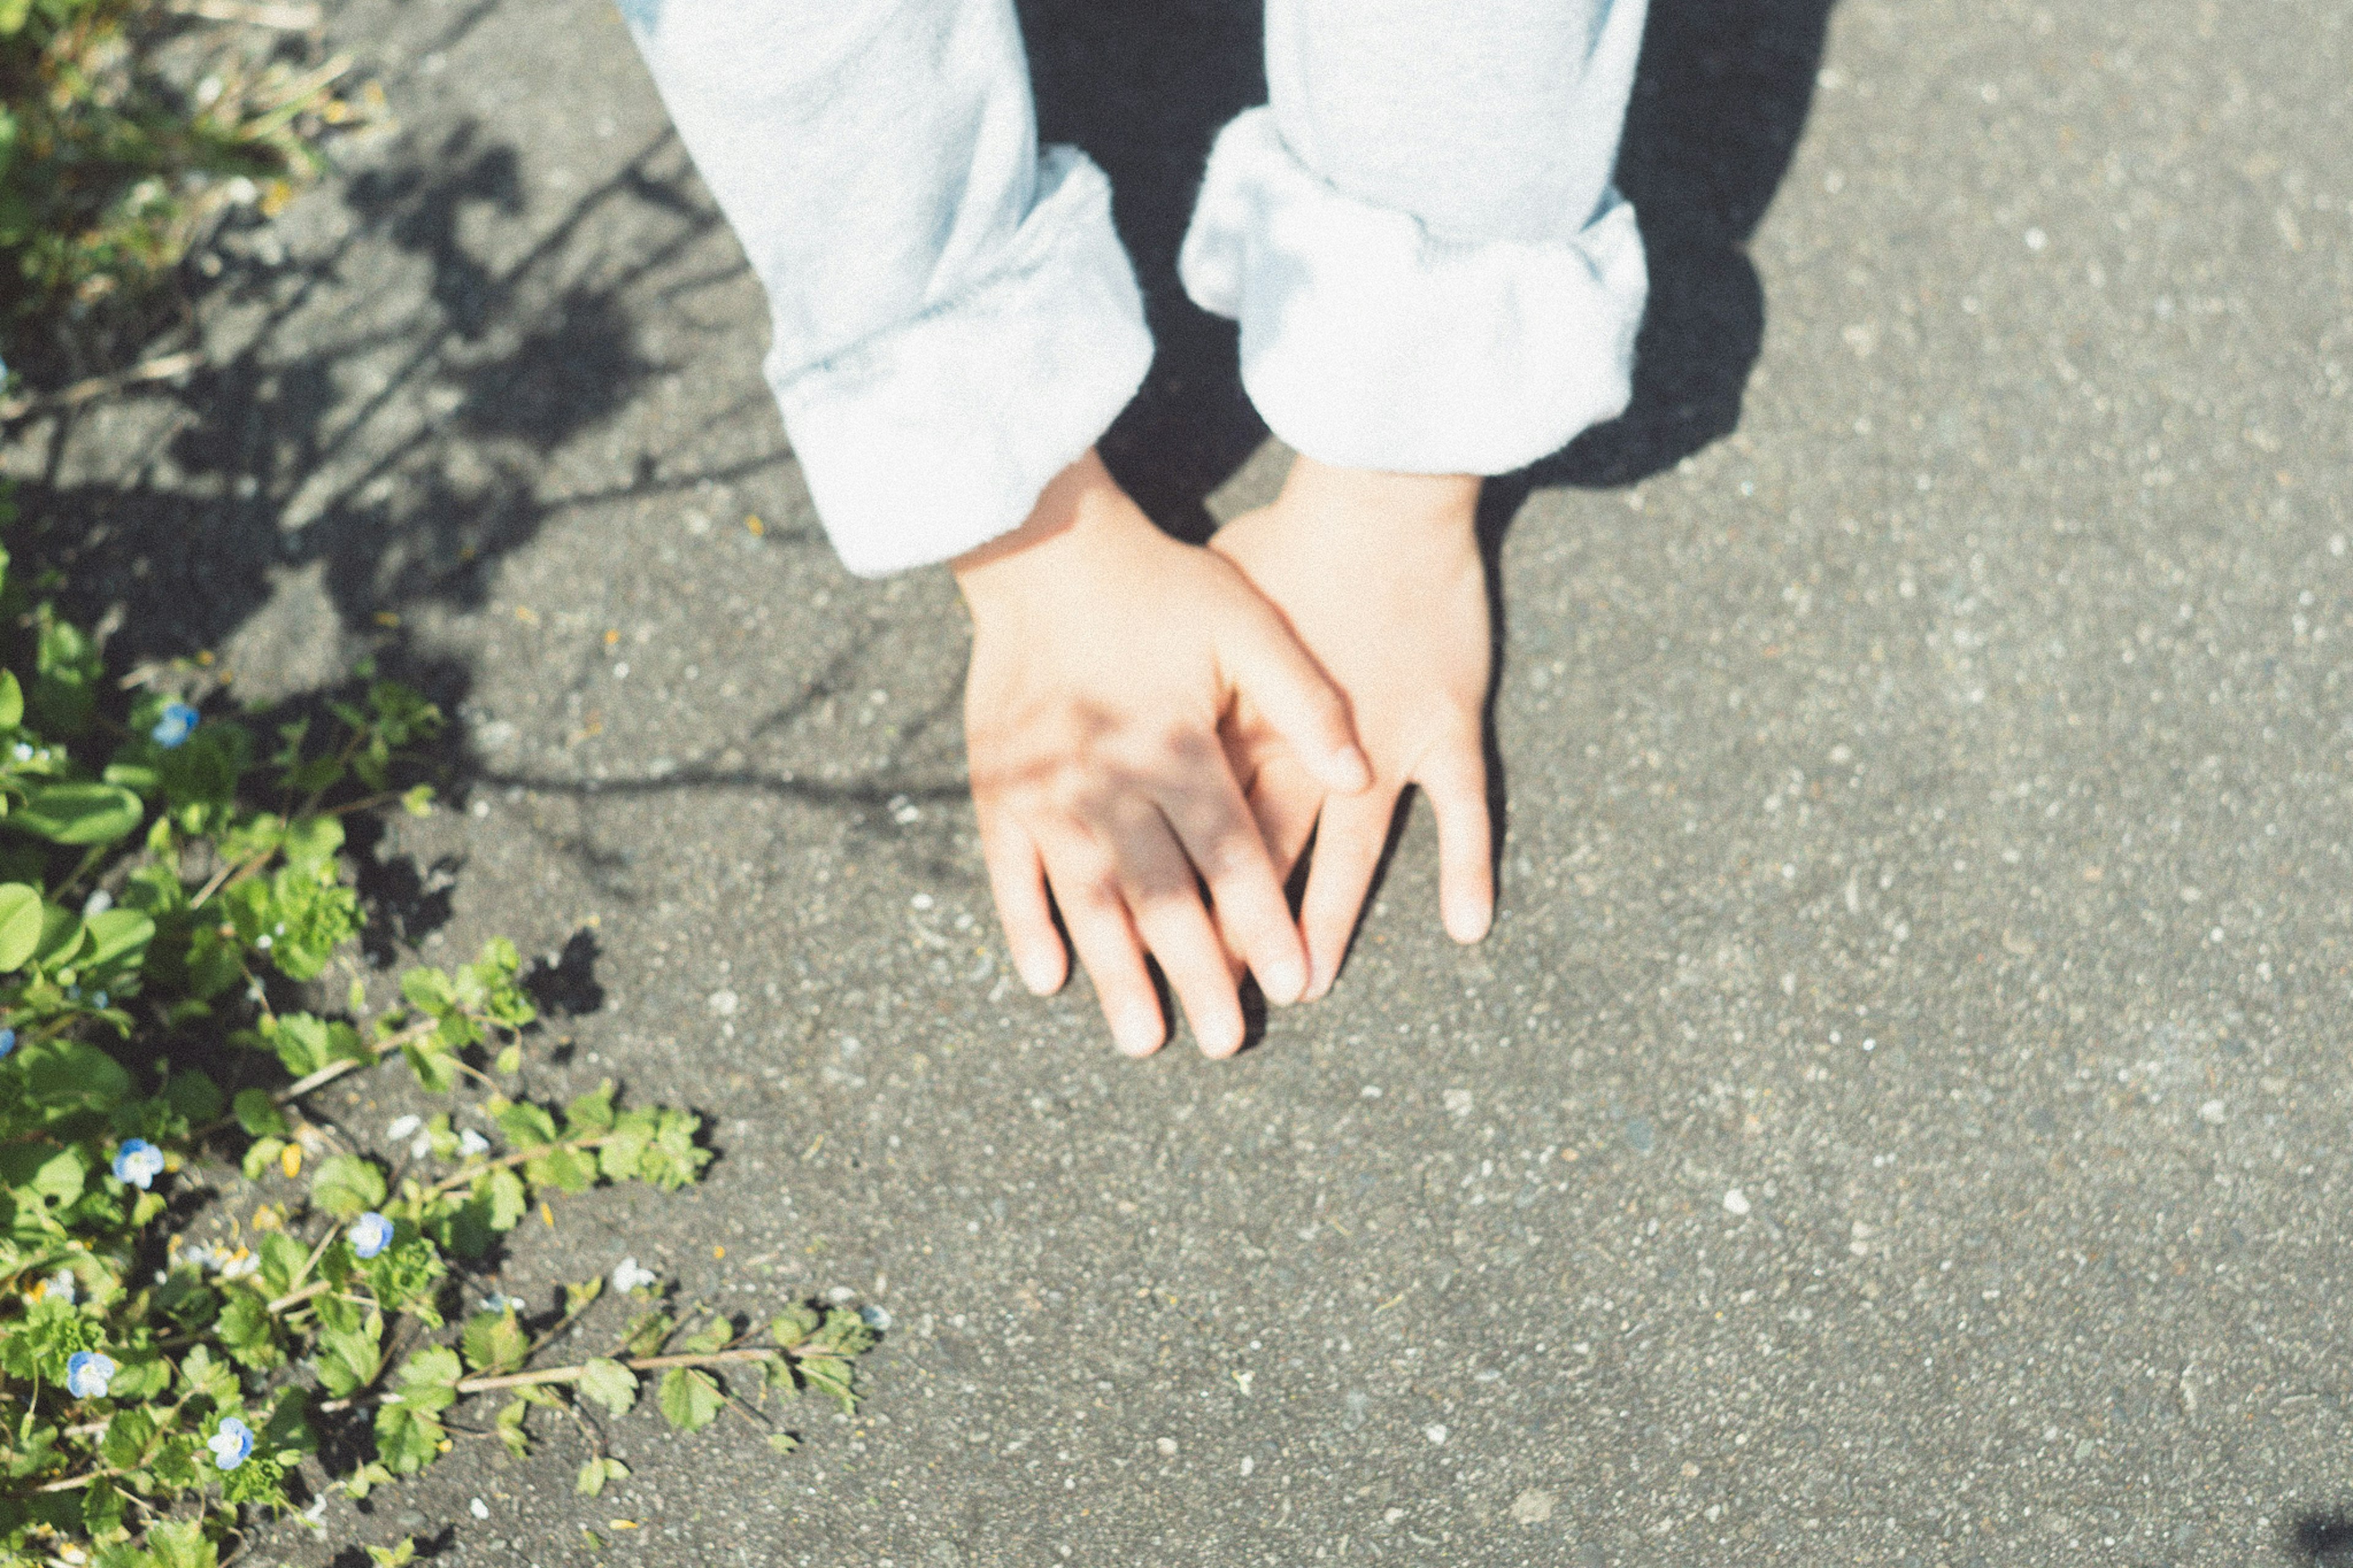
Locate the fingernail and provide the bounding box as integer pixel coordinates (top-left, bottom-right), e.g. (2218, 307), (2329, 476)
(1303, 960), (1335, 1002)
(1329, 746), (1372, 792)
(1017, 953), (1058, 995)
(1260, 954), (1307, 1006)
(1445, 899), (1493, 944)
(1116, 1007), (1163, 1057)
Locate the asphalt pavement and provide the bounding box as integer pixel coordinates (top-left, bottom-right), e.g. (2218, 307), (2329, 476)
(9, 0), (2351, 1562)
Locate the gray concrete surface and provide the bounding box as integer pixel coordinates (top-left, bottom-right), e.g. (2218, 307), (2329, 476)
(9, 0), (2352, 1562)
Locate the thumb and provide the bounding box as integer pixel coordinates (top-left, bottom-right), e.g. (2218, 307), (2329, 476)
(1221, 598), (1371, 795)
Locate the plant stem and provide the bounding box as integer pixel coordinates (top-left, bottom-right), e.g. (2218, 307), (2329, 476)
(421, 1135), (612, 1199)
(316, 1347), (779, 1411)
(190, 1017), (439, 1138)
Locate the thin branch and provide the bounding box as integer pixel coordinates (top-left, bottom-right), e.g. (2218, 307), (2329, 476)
(317, 1347), (778, 1411)
(164, 0), (322, 26)
(0, 350), (202, 423)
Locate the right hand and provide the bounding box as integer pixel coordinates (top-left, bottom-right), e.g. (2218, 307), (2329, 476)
(954, 450), (1371, 1058)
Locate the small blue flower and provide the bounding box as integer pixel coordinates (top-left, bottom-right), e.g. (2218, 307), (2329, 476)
(349, 1211), (394, 1260)
(9, 743), (28, 762)
(112, 1138), (165, 1190)
(0, 1027), (15, 1059)
(66, 1350), (117, 1400)
(207, 1416), (254, 1471)
(150, 702), (199, 749)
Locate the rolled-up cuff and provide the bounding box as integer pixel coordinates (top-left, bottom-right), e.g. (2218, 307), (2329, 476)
(1178, 108), (1647, 476)
(773, 147), (1153, 577)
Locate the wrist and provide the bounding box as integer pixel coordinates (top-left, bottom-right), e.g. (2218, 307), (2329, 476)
(952, 449), (1139, 612)
(1264, 453), (1482, 551)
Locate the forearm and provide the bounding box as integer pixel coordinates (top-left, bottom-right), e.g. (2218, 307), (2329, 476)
(621, 0), (1151, 575)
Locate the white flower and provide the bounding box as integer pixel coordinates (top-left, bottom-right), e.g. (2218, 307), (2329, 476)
(81, 890), (113, 918)
(218, 1251), (260, 1281)
(43, 1268), (77, 1305)
(610, 1257), (658, 1292)
(457, 1129), (490, 1156)
(385, 1114), (422, 1141)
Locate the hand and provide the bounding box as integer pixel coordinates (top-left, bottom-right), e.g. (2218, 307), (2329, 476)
(955, 450), (1372, 1056)
(1211, 453), (1495, 998)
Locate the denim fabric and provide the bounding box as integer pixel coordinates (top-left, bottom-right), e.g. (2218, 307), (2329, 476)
(623, 0), (1646, 574)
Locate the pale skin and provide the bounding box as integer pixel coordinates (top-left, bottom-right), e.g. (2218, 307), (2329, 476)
(954, 447), (1495, 1055)
(1211, 453), (1495, 999)
(953, 449), (1373, 1058)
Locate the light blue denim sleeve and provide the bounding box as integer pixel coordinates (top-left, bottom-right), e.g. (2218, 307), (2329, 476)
(620, 0), (1153, 575)
(1180, 0), (1651, 475)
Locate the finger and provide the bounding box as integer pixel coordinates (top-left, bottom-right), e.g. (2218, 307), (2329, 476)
(1041, 847), (1166, 1057)
(1114, 818), (1249, 1057)
(1221, 600), (1372, 795)
(1246, 755), (1325, 885)
(1155, 771), (1308, 1006)
(1297, 787), (1401, 1000)
(1418, 731), (1495, 943)
(979, 815), (1067, 994)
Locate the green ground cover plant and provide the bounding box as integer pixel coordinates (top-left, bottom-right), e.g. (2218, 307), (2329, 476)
(0, 528), (875, 1566)
(1, 0), (358, 383)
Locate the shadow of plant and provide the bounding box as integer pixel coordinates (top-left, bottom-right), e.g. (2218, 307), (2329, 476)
(2, 0), (1836, 958)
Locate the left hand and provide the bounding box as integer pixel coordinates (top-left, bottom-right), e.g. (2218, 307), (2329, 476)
(1211, 454), (1495, 999)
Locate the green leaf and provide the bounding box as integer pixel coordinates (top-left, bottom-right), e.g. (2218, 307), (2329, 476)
(145, 1517), (219, 1568)
(767, 1431), (800, 1455)
(798, 1353), (858, 1415)
(484, 1166), (528, 1231)
(768, 1305), (820, 1350)
(217, 1289), (284, 1369)
(233, 1088), (291, 1138)
(575, 1456), (627, 1496)
(0, 880), (41, 969)
(100, 1407), (157, 1471)
(526, 1143), (597, 1194)
(680, 1316), (734, 1355)
(365, 1534), (417, 1566)
(656, 1366), (724, 1431)
(162, 1067), (224, 1124)
(0, 667), (21, 727)
(313, 1312), (384, 1398)
(461, 1308), (529, 1374)
(575, 1357), (637, 1417)
(13, 1036), (130, 1119)
(494, 1396), (532, 1458)
(268, 1013), (339, 1077)
(496, 1100), (558, 1149)
(9, 781), (145, 844)
(311, 1154), (387, 1219)
(256, 1230), (310, 1298)
(178, 1344), (240, 1404)
(84, 907), (156, 972)
(401, 1345), (464, 1388)
(280, 812), (344, 872)
(564, 1080), (617, 1135)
